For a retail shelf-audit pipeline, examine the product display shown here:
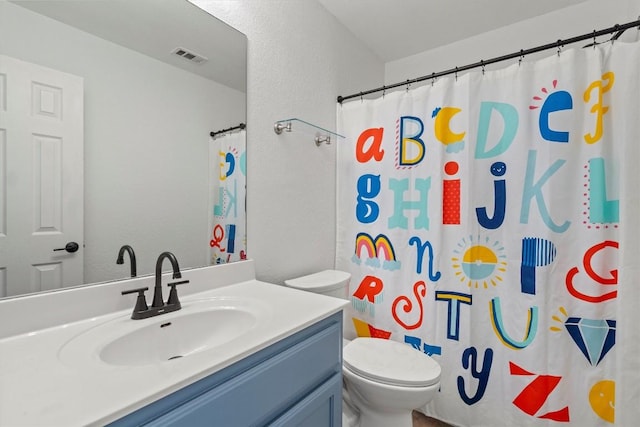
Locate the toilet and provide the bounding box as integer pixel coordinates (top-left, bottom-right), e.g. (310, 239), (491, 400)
(284, 270), (441, 427)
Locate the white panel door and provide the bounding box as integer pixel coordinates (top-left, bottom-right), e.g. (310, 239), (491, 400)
(0, 55), (83, 297)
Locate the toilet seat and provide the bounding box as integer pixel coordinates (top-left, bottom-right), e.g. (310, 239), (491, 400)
(284, 270), (350, 293)
(343, 338), (441, 387)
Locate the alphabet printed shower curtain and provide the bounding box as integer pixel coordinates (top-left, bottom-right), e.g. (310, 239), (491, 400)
(209, 129), (247, 264)
(336, 41), (640, 426)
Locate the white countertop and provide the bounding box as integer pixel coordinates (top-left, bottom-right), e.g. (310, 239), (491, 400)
(0, 268), (347, 426)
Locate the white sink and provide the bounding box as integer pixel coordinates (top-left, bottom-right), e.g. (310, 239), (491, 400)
(58, 297), (269, 367)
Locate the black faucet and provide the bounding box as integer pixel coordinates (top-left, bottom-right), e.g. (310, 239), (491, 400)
(121, 251), (189, 320)
(152, 251), (181, 308)
(116, 245), (137, 277)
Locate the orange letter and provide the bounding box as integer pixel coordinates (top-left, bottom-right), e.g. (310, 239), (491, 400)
(356, 128), (385, 163)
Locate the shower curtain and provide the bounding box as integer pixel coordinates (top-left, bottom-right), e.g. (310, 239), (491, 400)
(209, 129), (247, 265)
(336, 41), (640, 426)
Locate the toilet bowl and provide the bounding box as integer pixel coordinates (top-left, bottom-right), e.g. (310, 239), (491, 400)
(284, 270), (441, 427)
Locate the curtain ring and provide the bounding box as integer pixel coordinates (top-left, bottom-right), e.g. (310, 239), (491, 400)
(455, 66), (458, 82)
(406, 79), (411, 92)
(360, 92), (363, 102)
(431, 73), (435, 86)
(481, 60), (485, 75)
(382, 85), (386, 98)
(593, 30), (597, 49)
(557, 39), (562, 56)
(518, 49), (524, 66)
(610, 24), (620, 44)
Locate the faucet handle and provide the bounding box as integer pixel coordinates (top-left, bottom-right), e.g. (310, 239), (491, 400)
(121, 287), (149, 316)
(167, 280), (189, 306)
(121, 286), (149, 295)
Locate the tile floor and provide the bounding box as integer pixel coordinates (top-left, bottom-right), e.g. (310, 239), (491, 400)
(412, 411), (453, 427)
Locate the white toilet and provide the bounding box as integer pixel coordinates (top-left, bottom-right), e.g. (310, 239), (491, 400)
(284, 270), (441, 427)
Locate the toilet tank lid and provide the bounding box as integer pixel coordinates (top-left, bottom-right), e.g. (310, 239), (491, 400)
(284, 270), (351, 292)
(343, 338), (441, 387)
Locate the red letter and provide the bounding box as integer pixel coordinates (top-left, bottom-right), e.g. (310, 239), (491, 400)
(352, 275), (383, 302)
(356, 128), (385, 163)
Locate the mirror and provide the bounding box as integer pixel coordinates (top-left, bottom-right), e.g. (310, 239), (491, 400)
(0, 0), (247, 298)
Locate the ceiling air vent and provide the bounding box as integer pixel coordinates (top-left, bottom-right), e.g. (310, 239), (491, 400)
(171, 47), (208, 64)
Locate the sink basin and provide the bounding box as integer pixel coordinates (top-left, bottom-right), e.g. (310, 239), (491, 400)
(100, 309), (256, 366)
(58, 297), (269, 367)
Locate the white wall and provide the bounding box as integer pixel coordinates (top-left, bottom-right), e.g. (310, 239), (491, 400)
(188, 0), (640, 287)
(193, 0), (384, 284)
(386, 0), (640, 85)
(0, 1), (245, 286)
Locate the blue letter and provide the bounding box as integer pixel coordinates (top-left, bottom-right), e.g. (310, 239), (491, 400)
(457, 347), (493, 405)
(409, 237), (442, 281)
(520, 150), (569, 232)
(399, 116), (426, 166)
(589, 158), (619, 223)
(539, 90), (572, 143)
(476, 162), (507, 229)
(475, 102), (518, 159)
(435, 291), (472, 341)
(388, 178), (431, 230)
(356, 174), (381, 224)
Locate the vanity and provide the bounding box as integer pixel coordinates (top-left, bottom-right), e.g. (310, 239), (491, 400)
(0, 2), (346, 424)
(0, 260), (347, 426)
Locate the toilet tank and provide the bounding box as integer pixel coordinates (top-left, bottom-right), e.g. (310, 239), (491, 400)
(284, 270), (351, 299)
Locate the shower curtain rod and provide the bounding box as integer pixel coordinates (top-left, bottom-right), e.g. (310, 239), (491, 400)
(210, 122), (246, 138)
(337, 18), (640, 103)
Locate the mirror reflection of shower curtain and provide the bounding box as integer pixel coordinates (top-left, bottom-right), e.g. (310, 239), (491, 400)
(209, 129), (247, 265)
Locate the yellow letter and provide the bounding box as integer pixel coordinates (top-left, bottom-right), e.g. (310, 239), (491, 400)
(218, 150), (227, 181)
(583, 72), (614, 144)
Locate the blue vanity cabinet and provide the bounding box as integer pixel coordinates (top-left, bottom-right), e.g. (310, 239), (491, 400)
(108, 312), (343, 427)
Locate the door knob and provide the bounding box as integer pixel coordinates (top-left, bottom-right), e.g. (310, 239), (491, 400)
(53, 242), (80, 253)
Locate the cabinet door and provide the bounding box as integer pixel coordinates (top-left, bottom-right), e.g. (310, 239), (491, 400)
(268, 373), (342, 427)
(141, 324), (340, 426)
(114, 314), (344, 427)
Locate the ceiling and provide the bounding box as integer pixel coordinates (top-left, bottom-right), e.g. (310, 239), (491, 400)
(317, 0), (590, 62)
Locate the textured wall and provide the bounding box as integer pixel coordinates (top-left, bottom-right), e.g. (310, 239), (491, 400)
(194, 0), (640, 286)
(386, 0), (640, 84)
(193, 0), (384, 284)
